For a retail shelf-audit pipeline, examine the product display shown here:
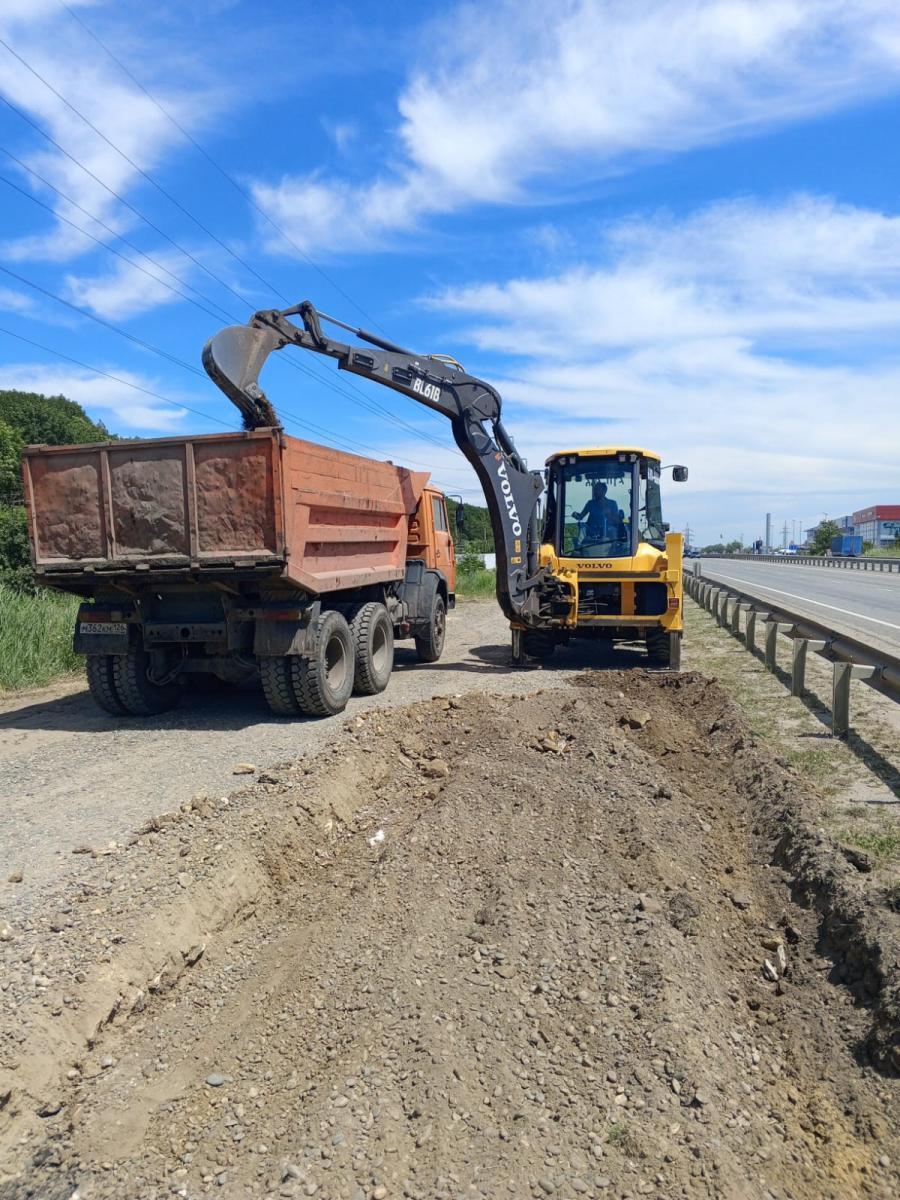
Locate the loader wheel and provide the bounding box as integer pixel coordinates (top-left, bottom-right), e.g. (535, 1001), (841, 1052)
(292, 610), (355, 717)
(112, 646), (181, 715)
(260, 656), (302, 716)
(414, 592), (446, 663)
(85, 654), (128, 715)
(647, 628), (681, 670)
(350, 602), (394, 695)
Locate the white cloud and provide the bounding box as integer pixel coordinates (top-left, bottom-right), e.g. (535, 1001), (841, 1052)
(0, 1), (217, 263)
(2, 362), (189, 431)
(426, 196), (900, 542)
(440, 196), (900, 355)
(0, 284), (34, 313)
(252, 0), (900, 254)
(62, 250), (193, 320)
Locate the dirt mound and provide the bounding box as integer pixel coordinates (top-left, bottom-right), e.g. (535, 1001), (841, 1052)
(1, 671), (898, 1200)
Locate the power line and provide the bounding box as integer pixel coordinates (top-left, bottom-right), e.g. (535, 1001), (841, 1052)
(0, 323), (234, 429)
(0, 262), (208, 378)
(0, 265), (456, 467)
(0, 34), (292, 308)
(0, 325), (457, 486)
(0, 98), (460, 458)
(0, 169), (228, 325)
(0, 93), (258, 314)
(10, 16), (458, 448)
(57, 0), (388, 335)
(0, 143), (235, 323)
(0, 40), (466, 460)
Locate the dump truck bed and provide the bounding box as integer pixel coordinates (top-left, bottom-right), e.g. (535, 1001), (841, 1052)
(22, 429), (429, 595)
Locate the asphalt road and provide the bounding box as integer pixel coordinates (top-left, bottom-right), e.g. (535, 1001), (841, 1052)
(696, 558), (900, 655)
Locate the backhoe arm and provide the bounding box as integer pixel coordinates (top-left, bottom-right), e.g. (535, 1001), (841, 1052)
(202, 301), (544, 623)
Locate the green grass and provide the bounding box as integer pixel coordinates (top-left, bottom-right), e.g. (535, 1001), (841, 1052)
(840, 829), (900, 865)
(0, 583), (80, 692)
(455, 563), (496, 599)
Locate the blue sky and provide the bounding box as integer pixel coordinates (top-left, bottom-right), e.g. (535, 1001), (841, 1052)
(1, 0), (900, 546)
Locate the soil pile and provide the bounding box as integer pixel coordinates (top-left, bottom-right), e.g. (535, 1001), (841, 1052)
(1, 671), (898, 1200)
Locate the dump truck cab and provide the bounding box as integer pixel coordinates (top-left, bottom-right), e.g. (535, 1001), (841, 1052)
(532, 448), (686, 667)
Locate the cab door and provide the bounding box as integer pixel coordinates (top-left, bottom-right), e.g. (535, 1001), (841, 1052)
(430, 492), (456, 594)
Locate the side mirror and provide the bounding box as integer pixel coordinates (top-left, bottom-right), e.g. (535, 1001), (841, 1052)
(663, 522), (670, 532)
(672, 465), (688, 482)
(455, 502), (465, 531)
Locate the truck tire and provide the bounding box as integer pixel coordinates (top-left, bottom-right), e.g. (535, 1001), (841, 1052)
(111, 646), (181, 715)
(414, 591), (446, 663)
(292, 610), (355, 717)
(647, 628), (681, 670)
(349, 602), (394, 695)
(260, 657), (302, 715)
(85, 654), (128, 715)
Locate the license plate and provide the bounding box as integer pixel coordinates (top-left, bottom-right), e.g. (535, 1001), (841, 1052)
(79, 621), (127, 636)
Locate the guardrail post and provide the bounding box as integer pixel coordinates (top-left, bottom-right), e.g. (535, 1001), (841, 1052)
(791, 638), (827, 697)
(746, 609), (760, 651)
(832, 663), (878, 738)
(717, 593), (731, 628)
(730, 601), (744, 635)
(764, 621), (793, 672)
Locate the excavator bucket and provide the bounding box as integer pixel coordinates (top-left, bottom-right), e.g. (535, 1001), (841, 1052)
(202, 322), (282, 429)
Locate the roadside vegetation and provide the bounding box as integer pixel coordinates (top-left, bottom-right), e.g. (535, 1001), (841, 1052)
(0, 583), (79, 692)
(455, 553), (496, 598)
(684, 599), (900, 877)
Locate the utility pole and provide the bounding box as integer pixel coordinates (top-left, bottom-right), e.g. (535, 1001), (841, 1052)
(782, 521), (788, 548)
(683, 522), (693, 550)
(765, 512), (772, 553)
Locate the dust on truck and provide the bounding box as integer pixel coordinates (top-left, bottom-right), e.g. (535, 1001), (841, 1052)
(21, 429), (456, 717)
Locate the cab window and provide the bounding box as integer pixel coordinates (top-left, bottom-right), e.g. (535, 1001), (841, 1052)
(432, 496), (448, 532)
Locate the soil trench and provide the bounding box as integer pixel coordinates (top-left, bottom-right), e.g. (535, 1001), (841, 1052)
(1, 671), (898, 1200)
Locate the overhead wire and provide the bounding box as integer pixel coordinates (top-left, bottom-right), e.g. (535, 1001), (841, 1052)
(0, 33), (470, 469)
(0, 264), (455, 467)
(0, 93), (463, 460)
(3, 22), (462, 453)
(57, 0), (388, 335)
(0, 323), (235, 429)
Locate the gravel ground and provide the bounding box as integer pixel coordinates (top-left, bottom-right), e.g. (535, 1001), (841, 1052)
(1, 603), (637, 910)
(1, 670), (897, 1199)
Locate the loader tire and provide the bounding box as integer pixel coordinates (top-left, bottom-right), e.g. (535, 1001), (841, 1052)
(260, 656), (302, 716)
(85, 654), (128, 715)
(292, 610), (355, 717)
(349, 602), (394, 695)
(111, 646), (181, 715)
(414, 591), (446, 663)
(647, 627), (681, 670)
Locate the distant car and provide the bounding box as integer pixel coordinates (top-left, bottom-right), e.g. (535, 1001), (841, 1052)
(684, 548), (700, 558)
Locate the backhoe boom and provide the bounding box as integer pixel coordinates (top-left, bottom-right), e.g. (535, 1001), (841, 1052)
(202, 301), (545, 624)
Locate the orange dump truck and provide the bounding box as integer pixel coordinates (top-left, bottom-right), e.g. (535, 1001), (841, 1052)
(22, 428), (456, 717)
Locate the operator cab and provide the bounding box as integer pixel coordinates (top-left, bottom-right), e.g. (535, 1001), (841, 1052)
(543, 449), (687, 560)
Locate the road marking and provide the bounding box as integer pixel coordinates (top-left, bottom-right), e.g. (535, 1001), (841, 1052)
(702, 571), (900, 633)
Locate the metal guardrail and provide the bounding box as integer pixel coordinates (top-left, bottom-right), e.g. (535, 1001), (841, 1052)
(685, 567), (900, 736)
(702, 552), (900, 572)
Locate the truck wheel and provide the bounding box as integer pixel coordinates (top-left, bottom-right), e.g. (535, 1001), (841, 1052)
(112, 646), (181, 715)
(85, 654), (128, 715)
(293, 610), (355, 716)
(414, 592), (446, 663)
(647, 628), (681, 670)
(260, 657), (302, 715)
(350, 602), (394, 695)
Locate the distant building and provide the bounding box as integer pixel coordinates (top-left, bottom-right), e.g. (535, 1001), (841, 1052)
(803, 506), (899, 548)
(852, 504), (900, 547)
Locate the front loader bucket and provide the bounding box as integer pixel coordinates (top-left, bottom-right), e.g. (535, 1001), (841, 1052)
(202, 323), (283, 429)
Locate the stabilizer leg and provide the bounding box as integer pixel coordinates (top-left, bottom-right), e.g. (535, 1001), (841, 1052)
(510, 627), (526, 667)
